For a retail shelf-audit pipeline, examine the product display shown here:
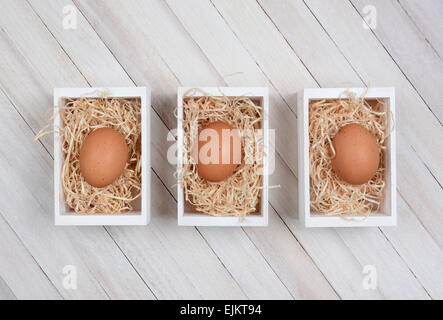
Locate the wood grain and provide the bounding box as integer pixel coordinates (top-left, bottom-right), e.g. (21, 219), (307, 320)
(351, 0), (443, 122)
(0, 0), (441, 299)
(258, 0), (443, 246)
(7, 0), (259, 299)
(399, 0), (443, 58)
(0, 212), (60, 299)
(169, 0), (435, 299)
(24, 0), (299, 299)
(304, 0), (442, 185)
(257, 0), (442, 297)
(73, 0), (338, 299)
(0, 276), (16, 300)
(0, 84), (153, 299)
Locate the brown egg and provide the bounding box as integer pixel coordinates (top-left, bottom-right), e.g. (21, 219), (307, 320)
(196, 121), (241, 182)
(80, 128), (128, 188)
(331, 124), (380, 185)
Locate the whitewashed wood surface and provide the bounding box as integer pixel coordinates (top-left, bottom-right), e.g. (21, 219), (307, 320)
(0, 0), (441, 300)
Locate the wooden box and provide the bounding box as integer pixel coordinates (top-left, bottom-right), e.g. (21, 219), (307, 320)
(298, 87), (396, 227)
(53, 87), (150, 225)
(177, 87), (269, 227)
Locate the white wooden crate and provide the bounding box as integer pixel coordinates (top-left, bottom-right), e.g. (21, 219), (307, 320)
(298, 87), (397, 227)
(177, 87), (269, 227)
(53, 87), (151, 226)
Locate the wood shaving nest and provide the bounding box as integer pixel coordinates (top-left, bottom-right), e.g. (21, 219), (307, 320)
(179, 92), (264, 217)
(309, 90), (389, 217)
(37, 96), (142, 214)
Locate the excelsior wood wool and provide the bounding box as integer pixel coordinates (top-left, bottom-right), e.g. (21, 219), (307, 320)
(0, 0), (440, 300)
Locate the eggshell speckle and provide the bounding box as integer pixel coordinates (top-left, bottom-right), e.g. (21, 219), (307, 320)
(80, 128), (128, 188)
(196, 121), (241, 182)
(331, 123), (380, 185)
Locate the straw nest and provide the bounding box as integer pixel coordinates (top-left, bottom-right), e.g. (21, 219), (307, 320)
(179, 91), (264, 217)
(309, 90), (389, 217)
(36, 96), (142, 214)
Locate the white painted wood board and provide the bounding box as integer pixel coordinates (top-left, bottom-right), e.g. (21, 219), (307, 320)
(0, 0), (441, 299)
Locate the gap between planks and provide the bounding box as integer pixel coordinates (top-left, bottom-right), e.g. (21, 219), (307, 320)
(19, 0), (297, 299)
(398, 0), (443, 62)
(2, 2), (155, 298)
(74, 0), (438, 298)
(0, 208), (62, 299)
(71, 0), (330, 299)
(200, 0), (440, 298)
(257, 0), (440, 291)
(348, 0), (442, 126)
(8, 0), (440, 298)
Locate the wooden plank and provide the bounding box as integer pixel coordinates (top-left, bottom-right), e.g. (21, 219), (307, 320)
(0, 0), (439, 300)
(303, 0), (442, 185)
(259, 0), (442, 298)
(381, 196), (443, 299)
(0, 212), (60, 299)
(0, 0), (155, 300)
(74, 0), (301, 177)
(260, 0), (443, 238)
(73, 0), (339, 299)
(351, 0), (443, 122)
(302, 0), (443, 244)
(245, 210), (339, 299)
(258, 0), (443, 247)
(257, 0), (441, 298)
(27, 0), (182, 131)
(0, 86), (154, 299)
(67, 0), (299, 299)
(75, 0), (400, 299)
(29, 0), (288, 299)
(399, 0), (443, 57)
(107, 173), (247, 299)
(167, 0), (432, 299)
(0, 276), (16, 300)
(197, 226), (293, 299)
(10, 0), (290, 299)
(2, 0), (248, 300)
(150, 118), (294, 299)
